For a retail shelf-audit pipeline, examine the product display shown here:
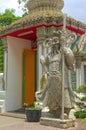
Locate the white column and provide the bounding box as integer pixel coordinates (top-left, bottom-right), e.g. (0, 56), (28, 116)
(76, 68), (82, 88)
(2, 38), (8, 91)
(63, 13), (67, 29)
(79, 68), (82, 85)
(81, 63), (85, 85)
(37, 41), (43, 90)
(42, 41), (47, 73)
(76, 69), (79, 88)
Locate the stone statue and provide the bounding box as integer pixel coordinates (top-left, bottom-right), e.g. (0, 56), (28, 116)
(36, 30), (77, 118)
(39, 72), (47, 91)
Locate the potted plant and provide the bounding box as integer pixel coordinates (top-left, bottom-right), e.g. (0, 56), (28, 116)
(25, 101), (42, 122)
(74, 84), (86, 130)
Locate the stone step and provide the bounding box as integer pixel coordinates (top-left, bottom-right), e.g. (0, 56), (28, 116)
(0, 100), (5, 105)
(0, 112), (26, 119)
(0, 105), (3, 108)
(0, 91), (6, 99)
(0, 101), (5, 113)
(0, 107), (5, 113)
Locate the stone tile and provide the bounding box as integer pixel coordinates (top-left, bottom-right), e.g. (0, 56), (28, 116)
(0, 115), (77, 130)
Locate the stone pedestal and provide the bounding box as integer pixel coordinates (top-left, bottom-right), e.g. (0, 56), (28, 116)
(40, 117), (75, 129)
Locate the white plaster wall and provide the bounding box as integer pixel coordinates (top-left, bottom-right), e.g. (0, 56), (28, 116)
(6, 36), (31, 111)
(76, 62), (86, 88)
(81, 62), (86, 84)
(0, 73), (4, 91)
(76, 68), (82, 88)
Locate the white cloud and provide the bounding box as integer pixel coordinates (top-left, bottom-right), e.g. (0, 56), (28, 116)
(0, 0), (17, 10)
(2, 0), (18, 8)
(0, 0), (23, 16)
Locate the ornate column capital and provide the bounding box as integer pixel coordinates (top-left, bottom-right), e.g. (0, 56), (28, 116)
(27, 0), (64, 14)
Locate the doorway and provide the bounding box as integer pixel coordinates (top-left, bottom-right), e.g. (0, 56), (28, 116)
(22, 49), (35, 106)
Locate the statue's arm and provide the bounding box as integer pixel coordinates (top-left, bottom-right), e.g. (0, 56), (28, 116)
(40, 55), (50, 65)
(60, 46), (75, 70)
(40, 55), (45, 65)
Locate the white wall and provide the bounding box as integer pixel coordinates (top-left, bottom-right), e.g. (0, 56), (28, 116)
(81, 62), (86, 84)
(0, 73), (4, 91)
(76, 62), (86, 88)
(76, 68), (82, 88)
(6, 36), (31, 111)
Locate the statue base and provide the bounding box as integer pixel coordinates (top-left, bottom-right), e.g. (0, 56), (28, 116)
(40, 117), (75, 129)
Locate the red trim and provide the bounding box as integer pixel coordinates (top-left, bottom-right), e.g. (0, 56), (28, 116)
(0, 24), (85, 41)
(66, 26), (85, 35)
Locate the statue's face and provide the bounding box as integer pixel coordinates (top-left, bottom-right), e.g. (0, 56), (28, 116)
(60, 35), (66, 44)
(52, 43), (59, 50)
(52, 36), (60, 50)
(53, 37), (59, 44)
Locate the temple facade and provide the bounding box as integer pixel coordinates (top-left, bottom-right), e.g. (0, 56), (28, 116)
(0, 0), (86, 112)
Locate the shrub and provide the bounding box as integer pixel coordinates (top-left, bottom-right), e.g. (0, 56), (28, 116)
(74, 110), (86, 119)
(74, 84), (86, 119)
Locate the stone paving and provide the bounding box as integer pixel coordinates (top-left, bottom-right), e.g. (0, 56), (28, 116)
(0, 115), (77, 130)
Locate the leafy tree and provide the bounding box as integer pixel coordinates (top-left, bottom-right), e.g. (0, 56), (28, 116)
(18, 0), (28, 16)
(0, 9), (21, 28)
(0, 9), (21, 73)
(74, 84), (86, 119)
(18, 0), (27, 4)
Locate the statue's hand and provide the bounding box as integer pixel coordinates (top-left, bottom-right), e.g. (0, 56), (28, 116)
(60, 46), (68, 55)
(40, 55), (45, 64)
(61, 46), (75, 70)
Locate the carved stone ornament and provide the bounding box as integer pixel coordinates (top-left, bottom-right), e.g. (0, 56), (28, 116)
(53, 29), (77, 48)
(36, 30), (76, 118)
(77, 33), (86, 52)
(27, 0), (64, 13)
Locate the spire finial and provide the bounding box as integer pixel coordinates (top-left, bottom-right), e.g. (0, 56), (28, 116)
(26, 0), (64, 13)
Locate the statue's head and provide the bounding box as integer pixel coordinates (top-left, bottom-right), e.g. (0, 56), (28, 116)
(45, 38), (52, 48)
(52, 37), (59, 45)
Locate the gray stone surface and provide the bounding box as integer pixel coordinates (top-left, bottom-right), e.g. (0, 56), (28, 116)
(40, 117), (75, 129)
(36, 30), (77, 117)
(0, 115), (77, 130)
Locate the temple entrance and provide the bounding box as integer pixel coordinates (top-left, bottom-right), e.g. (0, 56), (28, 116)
(22, 49), (35, 106)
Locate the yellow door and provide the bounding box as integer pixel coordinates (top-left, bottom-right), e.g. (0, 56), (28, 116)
(23, 49), (35, 106)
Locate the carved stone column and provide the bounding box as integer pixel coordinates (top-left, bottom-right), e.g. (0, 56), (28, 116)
(36, 26), (57, 89)
(75, 56), (82, 88)
(37, 39), (43, 89)
(37, 26), (46, 89)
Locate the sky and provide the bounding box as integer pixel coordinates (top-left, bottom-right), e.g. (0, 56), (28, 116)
(0, 0), (86, 23)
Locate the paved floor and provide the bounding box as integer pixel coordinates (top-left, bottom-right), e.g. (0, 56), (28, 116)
(0, 115), (77, 130)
